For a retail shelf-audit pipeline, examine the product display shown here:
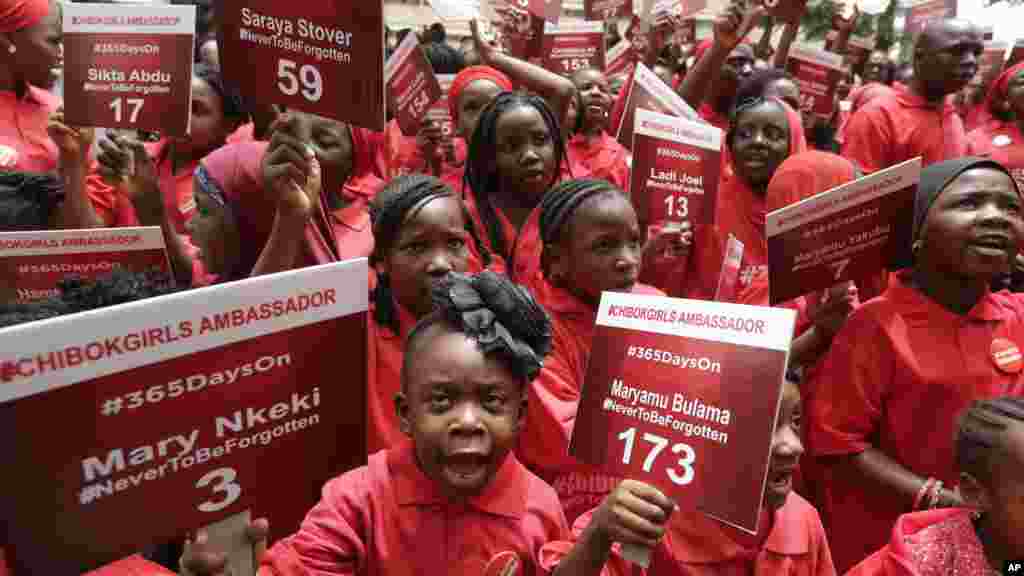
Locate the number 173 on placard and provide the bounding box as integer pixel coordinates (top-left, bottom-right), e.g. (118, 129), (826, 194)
(618, 427), (696, 486)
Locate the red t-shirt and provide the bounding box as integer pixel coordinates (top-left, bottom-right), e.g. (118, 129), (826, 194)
(841, 85), (967, 174)
(520, 281), (663, 523)
(966, 122), (1024, 190)
(0, 552), (173, 575)
(86, 139), (198, 234)
(807, 275), (1024, 572)
(0, 87), (59, 173)
(540, 492), (836, 576)
(260, 442), (570, 576)
(564, 132), (631, 192)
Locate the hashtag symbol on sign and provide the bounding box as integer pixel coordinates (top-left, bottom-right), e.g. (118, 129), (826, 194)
(101, 396), (124, 416)
(79, 484), (102, 505)
(627, 346), (637, 358)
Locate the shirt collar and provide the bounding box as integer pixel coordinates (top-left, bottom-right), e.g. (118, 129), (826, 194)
(893, 84), (956, 114)
(389, 440), (529, 519)
(667, 493), (810, 563)
(888, 273), (1005, 322)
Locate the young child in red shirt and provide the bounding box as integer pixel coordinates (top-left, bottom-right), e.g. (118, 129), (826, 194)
(517, 178), (668, 523)
(366, 174), (489, 453)
(808, 157), (1024, 572)
(846, 396), (1024, 575)
(184, 271), (570, 576)
(540, 373), (836, 575)
(564, 70), (630, 192)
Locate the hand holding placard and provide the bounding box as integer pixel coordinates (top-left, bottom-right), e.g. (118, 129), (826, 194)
(47, 108), (95, 167)
(261, 116), (322, 220)
(180, 516), (269, 576)
(95, 135), (166, 223)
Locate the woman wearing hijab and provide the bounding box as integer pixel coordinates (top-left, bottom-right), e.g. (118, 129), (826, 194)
(0, 0), (60, 172)
(967, 62), (1024, 190)
(808, 157), (1024, 572)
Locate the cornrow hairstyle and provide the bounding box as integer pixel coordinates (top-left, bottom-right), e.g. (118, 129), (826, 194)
(369, 174), (490, 333)
(464, 91), (568, 260)
(539, 177), (622, 246)
(0, 171), (63, 231)
(0, 268), (178, 329)
(955, 396), (1024, 482)
(733, 68), (796, 110)
(193, 62), (248, 123)
(402, 270), (552, 386)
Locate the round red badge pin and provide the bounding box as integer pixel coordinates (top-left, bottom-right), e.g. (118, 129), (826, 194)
(991, 338), (1023, 374)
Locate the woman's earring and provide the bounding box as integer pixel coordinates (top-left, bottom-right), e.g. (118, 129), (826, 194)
(912, 241), (921, 256)
(7, 45), (15, 54)
(970, 509), (982, 520)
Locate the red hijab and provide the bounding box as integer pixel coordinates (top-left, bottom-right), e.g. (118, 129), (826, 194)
(0, 0), (47, 33)
(683, 98), (807, 300)
(447, 66), (513, 129)
(984, 61), (1024, 128)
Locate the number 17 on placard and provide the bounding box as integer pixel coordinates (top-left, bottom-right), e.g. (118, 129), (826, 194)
(109, 97), (144, 123)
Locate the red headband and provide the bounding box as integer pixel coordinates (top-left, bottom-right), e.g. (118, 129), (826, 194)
(0, 0), (49, 34)
(448, 65), (513, 126)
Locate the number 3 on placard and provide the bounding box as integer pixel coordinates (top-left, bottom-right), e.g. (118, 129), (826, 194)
(109, 98), (144, 123)
(277, 59), (323, 102)
(196, 467), (242, 513)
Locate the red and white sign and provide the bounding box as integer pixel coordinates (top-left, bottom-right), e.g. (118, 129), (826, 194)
(0, 227), (171, 304)
(976, 42), (1008, 89)
(570, 291), (796, 534)
(0, 260), (369, 572)
(825, 30), (875, 62)
(615, 63), (699, 150)
(426, 74), (456, 146)
(218, 1), (385, 131)
(766, 157), (921, 304)
(500, 0), (562, 23)
(905, 0), (956, 36)
(605, 40), (635, 77)
(786, 45), (845, 119)
(542, 21), (606, 77)
(713, 235), (744, 303)
(385, 32), (442, 137)
(62, 4), (195, 136)
(1007, 39), (1024, 69)
(429, 0), (484, 20)
(630, 108), (721, 230)
(586, 0), (633, 19)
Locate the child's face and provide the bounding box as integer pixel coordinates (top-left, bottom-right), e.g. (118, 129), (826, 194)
(381, 196), (472, 318)
(398, 326), (526, 498)
(172, 77), (235, 157)
(458, 79), (504, 140)
(731, 102), (790, 192)
(986, 422), (1024, 556)
(494, 105), (557, 204)
(574, 69), (612, 127)
(763, 380), (803, 511)
(551, 193), (641, 305)
(919, 168), (1024, 282)
(186, 186), (239, 278)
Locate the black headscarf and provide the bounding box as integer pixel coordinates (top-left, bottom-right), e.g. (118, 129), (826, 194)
(893, 157), (1021, 269)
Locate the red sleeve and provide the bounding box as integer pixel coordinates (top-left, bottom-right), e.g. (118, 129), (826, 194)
(538, 508), (631, 576)
(519, 326), (582, 473)
(260, 472), (369, 576)
(83, 555), (176, 575)
(807, 307), (892, 457)
(383, 120), (427, 179)
(84, 170), (122, 226)
(808, 506), (838, 576)
(840, 106), (891, 175)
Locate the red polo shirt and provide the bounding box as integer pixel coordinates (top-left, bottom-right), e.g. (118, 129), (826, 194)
(539, 491), (835, 576)
(841, 85), (967, 174)
(0, 87), (59, 173)
(807, 274), (1024, 572)
(259, 442), (570, 576)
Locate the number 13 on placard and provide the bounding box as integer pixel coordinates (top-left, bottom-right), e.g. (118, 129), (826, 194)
(618, 427), (696, 485)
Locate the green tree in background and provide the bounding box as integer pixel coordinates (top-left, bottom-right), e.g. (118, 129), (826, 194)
(796, 0), (899, 51)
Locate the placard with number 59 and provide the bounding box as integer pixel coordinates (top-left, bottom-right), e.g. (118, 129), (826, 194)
(0, 260), (369, 572)
(570, 292), (795, 534)
(62, 3), (196, 136)
(218, 0), (385, 131)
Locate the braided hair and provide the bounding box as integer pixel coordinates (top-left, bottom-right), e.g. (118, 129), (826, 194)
(464, 91), (567, 260)
(193, 62), (248, 123)
(956, 397), (1024, 482)
(0, 171), (63, 231)
(403, 270), (552, 385)
(370, 175), (490, 334)
(733, 68), (797, 110)
(538, 178), (623, 276)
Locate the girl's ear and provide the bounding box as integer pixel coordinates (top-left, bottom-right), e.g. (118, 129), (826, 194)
(959, 471), (992, 512)
(545, 242), (569, 284)
(395, 391), (413, 437)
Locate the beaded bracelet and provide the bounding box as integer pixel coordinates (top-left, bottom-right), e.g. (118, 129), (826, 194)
(913, 478), (935, 511)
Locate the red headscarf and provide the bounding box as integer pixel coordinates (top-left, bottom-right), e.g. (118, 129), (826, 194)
(0, 0), (48, 34)
(984, 61), (1024, 122)
(447, 65), (513, 127)
(766, 150), (857, 213)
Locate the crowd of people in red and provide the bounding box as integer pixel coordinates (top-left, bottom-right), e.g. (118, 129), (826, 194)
(1, 0), (1024, 573)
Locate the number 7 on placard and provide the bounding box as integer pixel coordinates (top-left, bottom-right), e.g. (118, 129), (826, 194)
(829, 257), (850, 280)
